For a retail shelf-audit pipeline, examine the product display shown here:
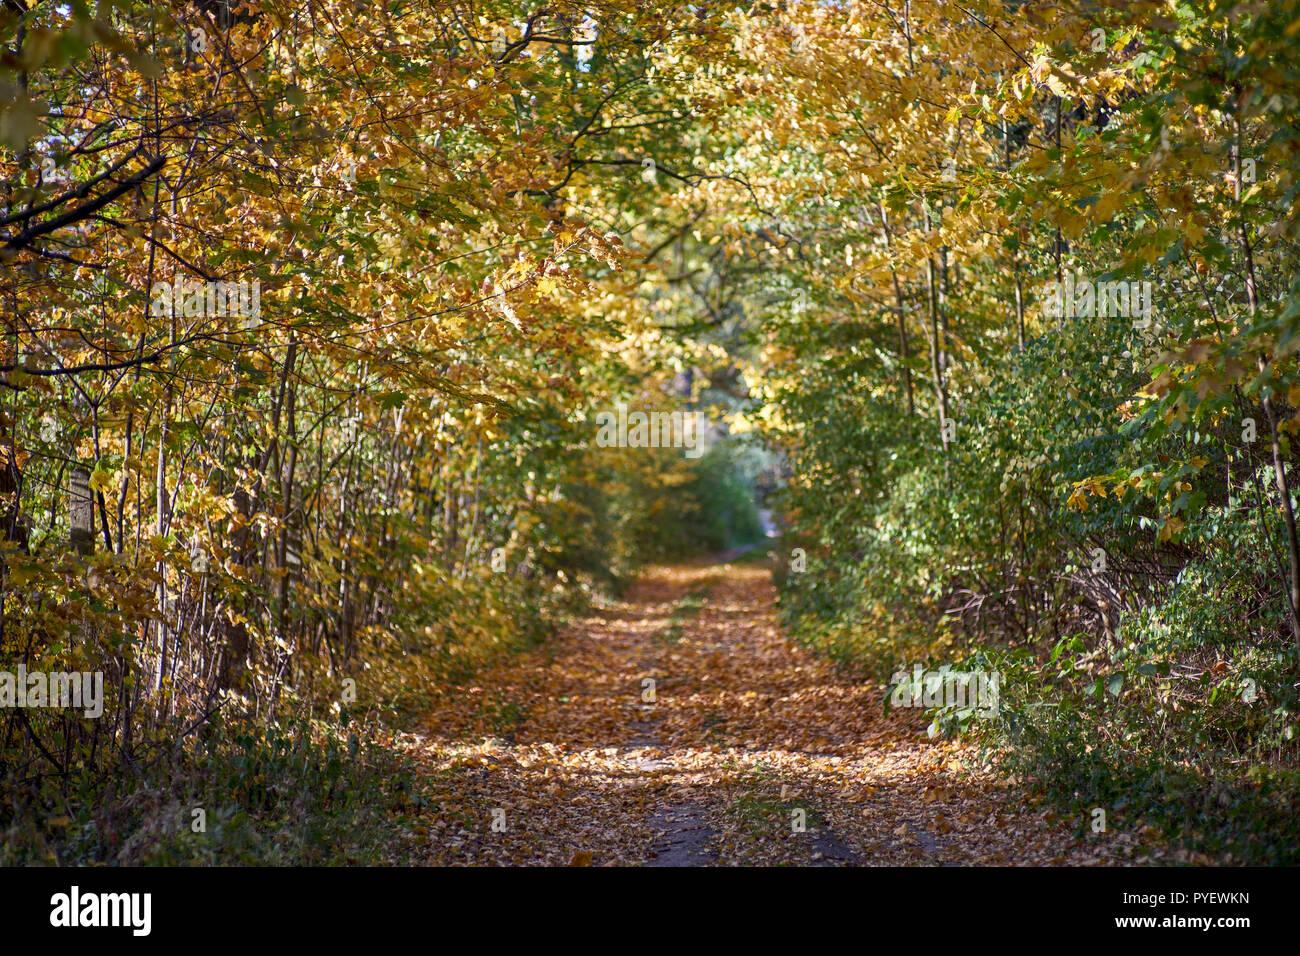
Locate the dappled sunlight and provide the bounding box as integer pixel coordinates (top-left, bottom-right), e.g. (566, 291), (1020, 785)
(4, 0), (1293, 884)
(407, 560), (1149, 866)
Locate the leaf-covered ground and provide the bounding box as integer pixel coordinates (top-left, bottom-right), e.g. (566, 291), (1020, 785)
(399, 555), (1162, 866)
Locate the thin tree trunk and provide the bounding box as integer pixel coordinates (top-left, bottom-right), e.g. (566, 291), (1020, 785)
(1234, 118), (1300, 661)
(923, 208), (950, 462)
(878, 203), (914, 416)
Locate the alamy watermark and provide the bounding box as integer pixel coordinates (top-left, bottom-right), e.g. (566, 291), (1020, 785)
(150, 276), (260, 327)
(50, 886), (150, 936)
(1040, 272), (1155, 327)
(0, 666), (103, 718)
(888, 664), (1000, 717)
(594, 403), (705, 458)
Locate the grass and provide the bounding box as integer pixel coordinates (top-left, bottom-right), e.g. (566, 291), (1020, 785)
(657, 584), (714, 644)
(0, 716), (417, 865)
(728, 767), (827, 836)
(727, 543), (777, 566)
(475, 693), (529, 737)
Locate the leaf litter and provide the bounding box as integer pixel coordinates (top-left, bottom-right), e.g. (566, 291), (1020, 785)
(398, 557), (1163, 866)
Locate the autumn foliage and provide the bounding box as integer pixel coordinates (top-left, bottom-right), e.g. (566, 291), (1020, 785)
(3, 0), (1300, 864)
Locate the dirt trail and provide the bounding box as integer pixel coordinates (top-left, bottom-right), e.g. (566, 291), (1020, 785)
(408, 554), (1146, 865)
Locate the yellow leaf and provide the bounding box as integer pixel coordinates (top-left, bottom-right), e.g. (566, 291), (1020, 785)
(88, 469), (115, 494)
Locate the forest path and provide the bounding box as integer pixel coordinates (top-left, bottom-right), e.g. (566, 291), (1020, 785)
(408, 553), (1138, 865)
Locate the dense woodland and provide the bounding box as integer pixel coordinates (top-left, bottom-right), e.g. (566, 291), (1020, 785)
(2, 0), (1299, 865)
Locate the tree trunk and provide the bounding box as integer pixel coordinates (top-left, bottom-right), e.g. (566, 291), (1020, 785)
(1234, 119), (1300, 661)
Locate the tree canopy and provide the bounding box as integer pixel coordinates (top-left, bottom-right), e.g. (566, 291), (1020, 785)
(3, 0), (1300, 866)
